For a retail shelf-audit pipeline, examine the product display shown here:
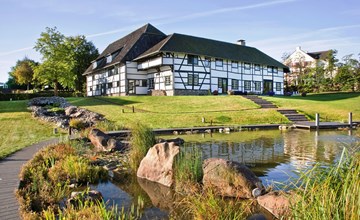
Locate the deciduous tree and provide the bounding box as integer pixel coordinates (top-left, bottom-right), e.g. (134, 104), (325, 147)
(34, 27), (98, 95)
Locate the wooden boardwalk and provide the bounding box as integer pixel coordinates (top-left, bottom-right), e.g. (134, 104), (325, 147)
(293, 121), (352, 130)
(0, 138), (58, 220)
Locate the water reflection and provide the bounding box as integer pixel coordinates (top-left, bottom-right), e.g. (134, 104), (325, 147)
(181, 129), (360, 187)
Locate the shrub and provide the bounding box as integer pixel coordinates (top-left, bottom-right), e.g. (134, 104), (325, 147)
(96, 120), (125, 131)
(17, 143), (107, 219)
(69, 118), (86, 130)
(129, 122), (156, 172)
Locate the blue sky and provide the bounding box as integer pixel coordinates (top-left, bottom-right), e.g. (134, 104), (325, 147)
(1, 0), (359, 82)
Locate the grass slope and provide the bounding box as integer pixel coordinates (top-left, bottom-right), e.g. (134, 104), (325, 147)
(0, 100), (59, 159)
(263, 92), (360, 121)
(68, 96), (287, 128)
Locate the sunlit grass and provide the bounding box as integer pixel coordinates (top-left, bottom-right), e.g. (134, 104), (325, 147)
(0, 100), (61, 159)
(264, 92), (360, 121)
(67, 96), (288, 129)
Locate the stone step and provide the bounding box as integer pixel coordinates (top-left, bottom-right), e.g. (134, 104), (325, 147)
(277, 110), (298, 114)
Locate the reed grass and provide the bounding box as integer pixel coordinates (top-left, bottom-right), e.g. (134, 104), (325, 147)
(290, 148), (360, 220)
(43, 195), (145, 220)
(128, 122), (156, 172)
(177, 186), (252, 220)
(174, 145), (203, 189)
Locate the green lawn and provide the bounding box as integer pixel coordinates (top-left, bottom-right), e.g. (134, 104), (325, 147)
(0, 100), (61, 159)
(263, 92), (360, 122)
(2, 92), (358, 159)
(67, 96), (288, 128)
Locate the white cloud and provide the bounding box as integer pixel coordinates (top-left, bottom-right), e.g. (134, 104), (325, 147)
(0, 47), (33, 57)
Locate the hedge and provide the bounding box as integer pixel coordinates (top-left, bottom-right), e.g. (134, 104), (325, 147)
(0, 91), (84, 101)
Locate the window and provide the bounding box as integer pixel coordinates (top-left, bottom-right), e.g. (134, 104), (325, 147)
(267, 66), (278, 74)
(276, 82), (281, 91)
(215, 58), (223, 67)
(148, 78), (154, 89)
(89, 86), (93, 91)
(96, 85), (100, 90)
(106, 55), (112, 63)
(108, 68), (115, 76)
(255, 81), (261, 91)
(231, 79), (239, 90)
(188, 74), (199, 86)
(254, 64), (260, 71)
(165, 76), (171, 85)
(115, 81), (120, 87)
(244, 62), (251, 69)
(231, 61), (238, 69)
(141, 79), (147, 87)
(204, 57), (211, 67)
(107, 83), (112, 88)
(244, 81), (251, 90)
(188, 55), (198, 65)
(165, 52), (172, 57)
(92, 75), (95, 80)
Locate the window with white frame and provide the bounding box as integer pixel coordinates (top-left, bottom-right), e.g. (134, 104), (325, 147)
(188, 74), (199, 86)
(255, 81), (261, 91)
(244, 62), (251, 69)
(231, 79), (239, 90)
(165, 76), (171, 85)
(215, 58), (223, 67)
(204, 57), (211, 67)
(188, 55), (198, 65)
(231, 61), (238, 69)
(267, 66), (278, 74)
(276, 82), (281, 91)
(244, 80), (251, 90)
(254, 64), (260, 71)
(148, 78), (154, 89)
(106, 55), (112, 63)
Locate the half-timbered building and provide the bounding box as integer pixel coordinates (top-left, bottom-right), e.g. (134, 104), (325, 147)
(84, 24), (289, 96)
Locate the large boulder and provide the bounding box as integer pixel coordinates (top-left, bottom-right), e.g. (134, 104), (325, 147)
(137, 142), (180, 187)
(88, 128), (125, 152)
(202, 158), (264, 198)
(257, 191), (295, 219)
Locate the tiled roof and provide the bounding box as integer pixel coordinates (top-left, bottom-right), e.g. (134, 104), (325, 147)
(307, 50), (331, 60)
(83, 23), (166, 75)
(136, 33), (289, 70)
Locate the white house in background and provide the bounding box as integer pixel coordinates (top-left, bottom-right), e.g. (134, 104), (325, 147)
(283, 46), (333, 86)
(83, 24), (289, 96)
(0, 82), (8, 89)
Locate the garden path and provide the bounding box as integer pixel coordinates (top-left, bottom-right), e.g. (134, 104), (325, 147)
(0, 138), (59, 220)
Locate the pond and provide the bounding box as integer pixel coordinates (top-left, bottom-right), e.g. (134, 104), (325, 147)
(90, 129), (360, 219)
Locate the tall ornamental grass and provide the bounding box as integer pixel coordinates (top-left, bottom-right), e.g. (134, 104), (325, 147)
(129, 122), (156, 172)
(291, 148), (360, 220)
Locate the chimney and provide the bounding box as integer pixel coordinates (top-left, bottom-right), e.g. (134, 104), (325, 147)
(296, 46), (301, 51)
(237, 39), (246, 46)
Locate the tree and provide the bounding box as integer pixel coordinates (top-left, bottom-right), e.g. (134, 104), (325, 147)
(34, 27), (98, 95)
(334, 54), (360, 91)
(66, 36), (98, 92)
(13, 58), (37, 90)
(6, 57), (36, 90)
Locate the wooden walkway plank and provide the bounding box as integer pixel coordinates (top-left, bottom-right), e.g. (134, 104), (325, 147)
(0, 138), (59, 220)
